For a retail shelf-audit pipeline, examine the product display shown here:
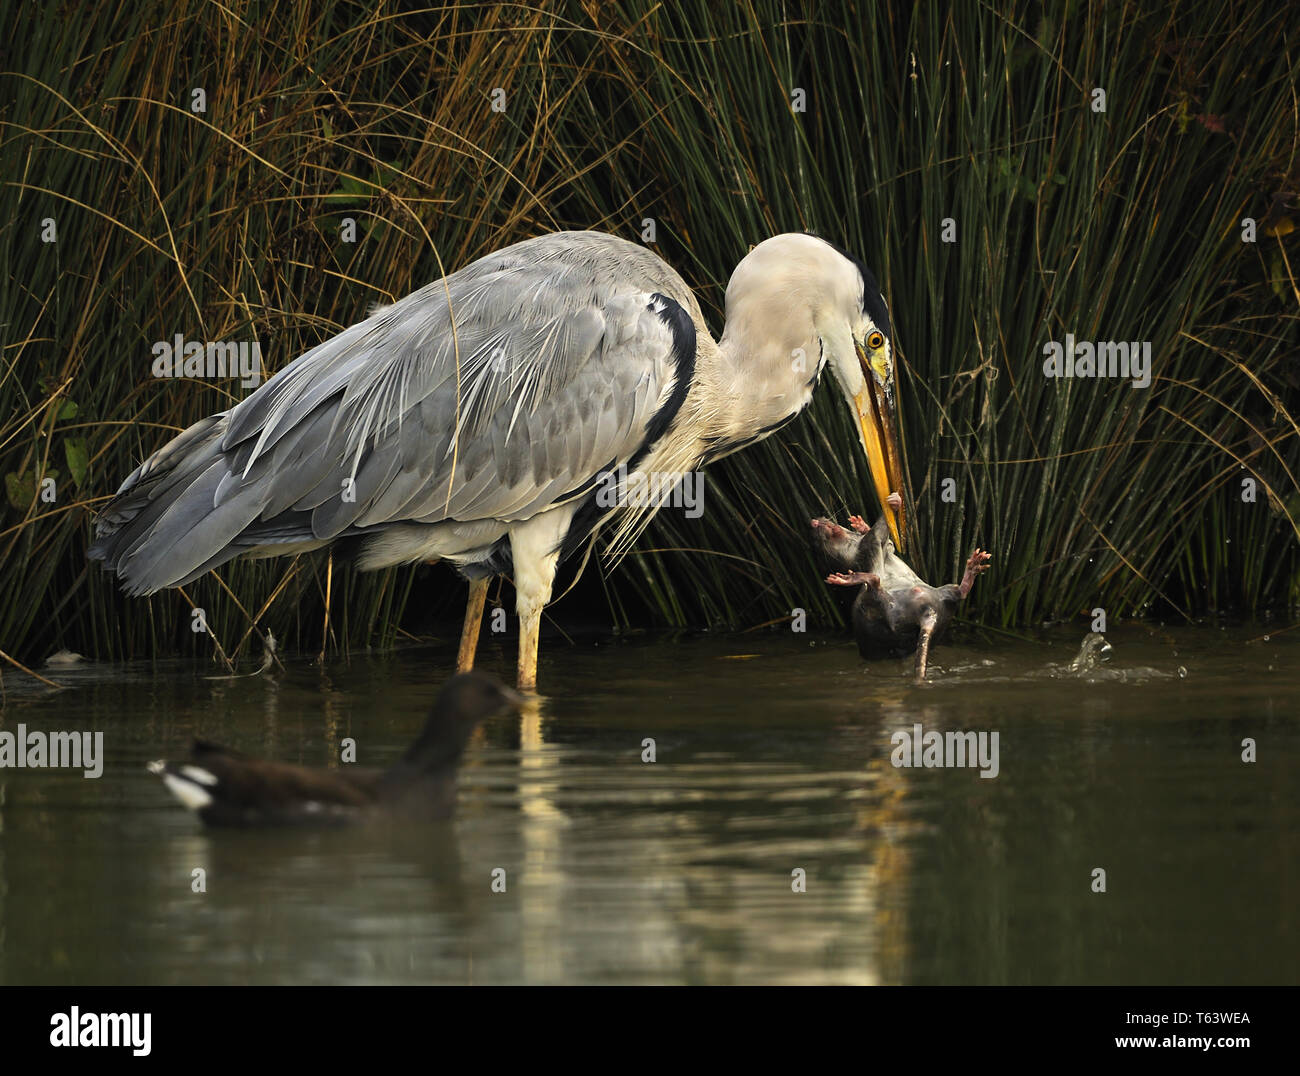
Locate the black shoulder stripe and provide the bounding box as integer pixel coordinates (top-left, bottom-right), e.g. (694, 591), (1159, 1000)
(629, 293), (696, 469)
(555, 295), (696, 569)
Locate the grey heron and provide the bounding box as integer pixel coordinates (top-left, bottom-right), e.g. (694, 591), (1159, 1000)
(90, 231), (905, 688)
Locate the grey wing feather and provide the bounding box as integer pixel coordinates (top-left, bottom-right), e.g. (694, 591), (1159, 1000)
(89, 232), (698, 593)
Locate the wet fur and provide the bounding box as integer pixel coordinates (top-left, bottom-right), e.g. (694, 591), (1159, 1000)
(813, 507), (980, 679)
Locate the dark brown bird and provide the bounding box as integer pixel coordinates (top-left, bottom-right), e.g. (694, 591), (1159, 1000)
(147, 671), (522, 827)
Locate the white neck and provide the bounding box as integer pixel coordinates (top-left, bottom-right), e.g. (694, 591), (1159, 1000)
(673, 306), (826, 460)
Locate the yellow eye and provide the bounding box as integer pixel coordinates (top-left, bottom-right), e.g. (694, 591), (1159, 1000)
(867, 331), (885, 350)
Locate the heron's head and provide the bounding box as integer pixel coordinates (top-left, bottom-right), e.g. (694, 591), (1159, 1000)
(725, 234), (907, 546)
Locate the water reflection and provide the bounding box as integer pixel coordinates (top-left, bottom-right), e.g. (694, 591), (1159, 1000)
(0, 624), (1296, 984)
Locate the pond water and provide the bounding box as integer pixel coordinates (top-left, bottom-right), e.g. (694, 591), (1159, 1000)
(1, 623), (1296, 984)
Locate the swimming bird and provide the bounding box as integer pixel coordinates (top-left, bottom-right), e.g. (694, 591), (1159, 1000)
(91, 231), (904, 688)
(147, 671), (521, 826)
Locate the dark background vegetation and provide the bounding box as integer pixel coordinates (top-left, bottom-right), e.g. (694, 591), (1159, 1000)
(2, 0), (1297, 667)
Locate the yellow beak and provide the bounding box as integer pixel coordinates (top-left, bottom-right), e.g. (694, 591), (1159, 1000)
(853, 346), (906, 548)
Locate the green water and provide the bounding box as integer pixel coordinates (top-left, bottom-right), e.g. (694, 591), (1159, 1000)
(0, 624), (1296, 984)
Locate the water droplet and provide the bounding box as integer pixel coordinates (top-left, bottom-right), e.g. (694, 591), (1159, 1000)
(1264, 635), (1270, 642)
(1177, 666), (1187, 678)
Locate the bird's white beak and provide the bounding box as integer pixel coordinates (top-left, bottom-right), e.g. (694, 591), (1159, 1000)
(853, 341), (906, 548)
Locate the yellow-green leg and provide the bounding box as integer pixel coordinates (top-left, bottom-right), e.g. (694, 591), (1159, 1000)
(457, 576), (489, 672)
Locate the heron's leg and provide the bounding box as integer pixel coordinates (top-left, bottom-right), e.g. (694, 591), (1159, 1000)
(317, 549), (334, 664)
(509, 508), (571, 691)
(516, 563), (558, 691)
(457, 576), (489, 672)
(915, 608), (938, 683)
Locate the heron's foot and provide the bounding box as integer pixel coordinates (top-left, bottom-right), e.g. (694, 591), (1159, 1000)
(958, 549), (992, 598)
(848, 514), (870, 534)
(826, 571), (879, 589)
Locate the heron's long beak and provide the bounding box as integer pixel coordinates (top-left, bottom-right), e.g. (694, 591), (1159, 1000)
(853, 343), (906, 548)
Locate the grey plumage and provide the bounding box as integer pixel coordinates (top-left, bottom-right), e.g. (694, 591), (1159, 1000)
(91, 232), (697, 593)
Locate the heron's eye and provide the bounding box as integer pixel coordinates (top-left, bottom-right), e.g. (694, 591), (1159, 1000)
(867, 331), (885, 350)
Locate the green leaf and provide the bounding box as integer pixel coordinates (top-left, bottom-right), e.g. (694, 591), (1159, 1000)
(58, 399), (79, 420)
(5, 471), (35, 510)
(372, 161), (402, 187)
(65, 439), (89, 486)
(323, 173), (373, 205)
(1268, 251), (1286, 300)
